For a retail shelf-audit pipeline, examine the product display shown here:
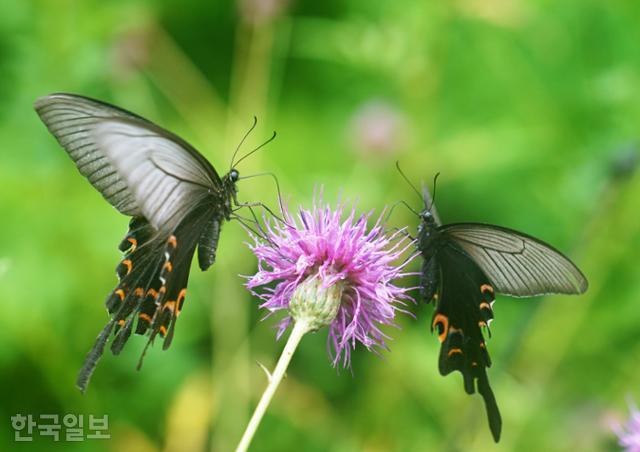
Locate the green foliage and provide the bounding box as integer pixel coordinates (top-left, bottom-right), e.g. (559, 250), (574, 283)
(1, 0), (639, 450)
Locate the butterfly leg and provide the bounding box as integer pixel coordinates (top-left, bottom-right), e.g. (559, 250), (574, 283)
(231, 204), (286, 249)
(234, 201), (287, 226)
(385, 226), (415, 241)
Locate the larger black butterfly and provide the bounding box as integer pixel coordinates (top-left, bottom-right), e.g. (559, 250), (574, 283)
(35, 93), (269, 392)
(398, 168), (588, 443)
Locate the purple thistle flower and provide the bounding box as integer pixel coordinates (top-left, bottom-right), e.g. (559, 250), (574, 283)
(614, 399), (640, 451)
(245, 192), (417, 367)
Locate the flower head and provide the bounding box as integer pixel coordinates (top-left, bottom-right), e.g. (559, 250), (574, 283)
(246, 192), (417, 367)
(615, 399), (640, 451)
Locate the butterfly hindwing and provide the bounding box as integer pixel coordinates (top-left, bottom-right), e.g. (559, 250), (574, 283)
(76, 217), (163, 390)
(76, 202), (221, 392)
(432, 244), (502, 442)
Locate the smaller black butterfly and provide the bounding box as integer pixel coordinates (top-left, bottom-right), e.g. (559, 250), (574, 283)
(396, 164), (588, 442)
(35, 94), (274, 392)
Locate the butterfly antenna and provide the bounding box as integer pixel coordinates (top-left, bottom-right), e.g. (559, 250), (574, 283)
(385, 199), (420, 221)
(230, 116), (258, 170)
(395, 161), (423, 205)
(428, 172), (441, 211)
(234, 131), (277, 168)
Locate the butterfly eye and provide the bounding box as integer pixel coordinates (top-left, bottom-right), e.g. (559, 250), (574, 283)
(230, 169), (239, 182)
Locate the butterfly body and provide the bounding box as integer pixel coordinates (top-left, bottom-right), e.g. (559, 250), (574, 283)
(197, 168), (239, 271)
(411, 185), (588, 443)
(34, 93), (244, 392)
(416, 210), (440, 302)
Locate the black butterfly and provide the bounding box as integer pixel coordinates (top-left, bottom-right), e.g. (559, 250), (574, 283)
(34, 93), (271, 392)
(397, 167), (588, 442)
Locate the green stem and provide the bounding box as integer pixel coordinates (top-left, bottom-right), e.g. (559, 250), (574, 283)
(235, 319), (311, 452)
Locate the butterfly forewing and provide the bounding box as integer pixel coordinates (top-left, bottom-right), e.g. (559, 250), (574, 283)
(34, 94), (223, 233)
(441, 223), (588, 297)
(92, 118), (217, 232)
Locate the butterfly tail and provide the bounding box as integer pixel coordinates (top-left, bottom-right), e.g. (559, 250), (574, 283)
(436, 325), (502, 443)
(477, 369), (502, 442)
(76, 321), (115, 393)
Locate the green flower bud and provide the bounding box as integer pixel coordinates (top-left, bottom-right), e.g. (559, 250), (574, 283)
(289, 277), (344, 331)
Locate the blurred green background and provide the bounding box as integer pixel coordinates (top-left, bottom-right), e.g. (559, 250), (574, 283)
(2, 0), (640, 450)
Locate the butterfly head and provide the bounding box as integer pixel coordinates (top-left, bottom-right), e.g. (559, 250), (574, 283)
(419, 209), (436, 226)
(222, 168), (241, 207)
(417, 208), (438, 240)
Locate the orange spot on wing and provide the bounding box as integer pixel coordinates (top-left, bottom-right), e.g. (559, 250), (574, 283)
(164, 301), (176, 313)
(146, 288), (158, 299)
(115, 289), (125, 301)
(168, 235), (177, 248)
(159, 325), (167, 336)
(117, 319), (125, 326)
(139, 313), (152, 323)
(447, 347), (463, 357)
(134, 287), (144, 297)
(449, 326), (463, 334)
(127, 237), (137, 251)
(478, 320), (487, 328)
(122, 259), (132, 274)
(163, 261), (173, 273)
(480, 284), (494, 295)
(176, 289), (187, 315)
(479, 302), (492, 310)
(432, 313), (449, 343)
